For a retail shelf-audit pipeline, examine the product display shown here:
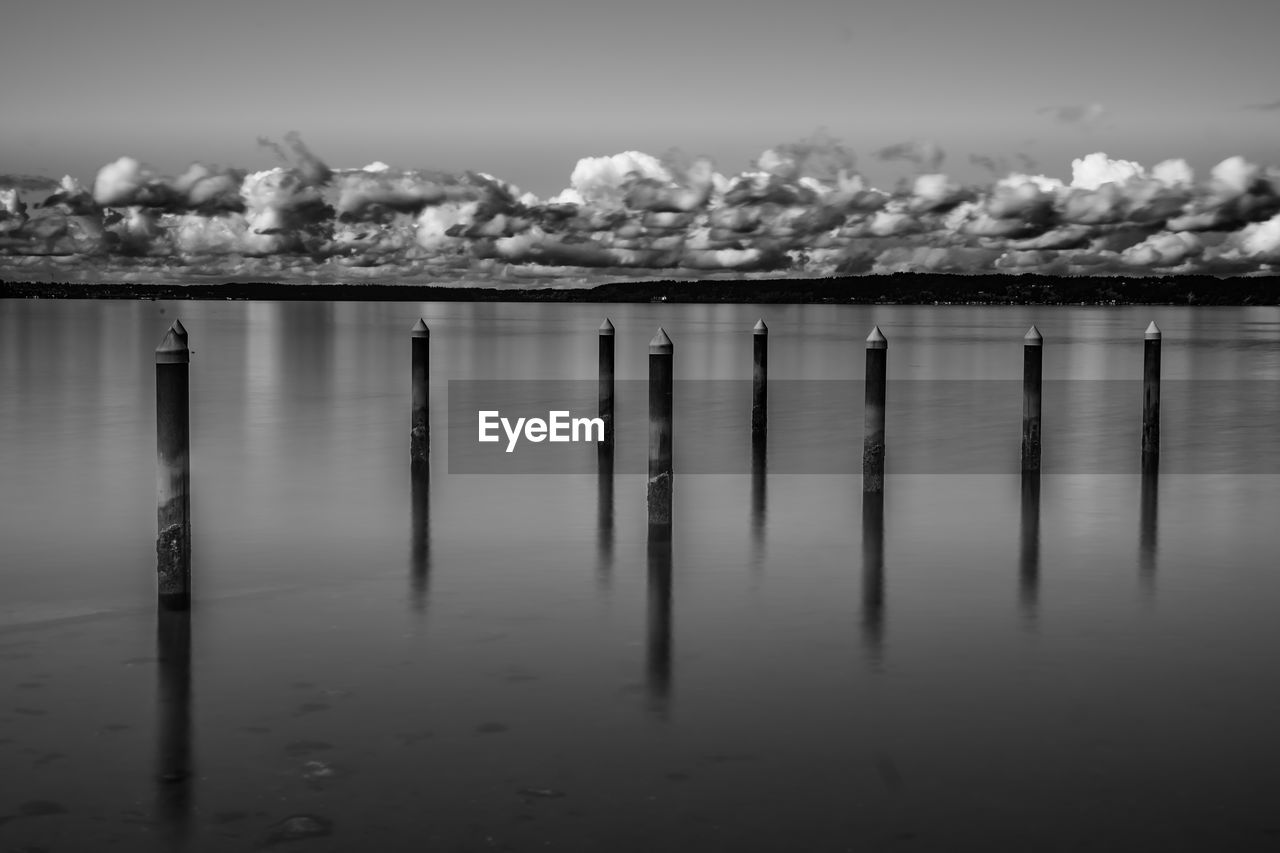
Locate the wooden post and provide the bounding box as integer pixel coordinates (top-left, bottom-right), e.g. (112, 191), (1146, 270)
(156, 321), (191, 610)
(648, 328), (674, 538)
(863, 326), (887, 494)
(411, 319), (429, 465)
(599, 318), (615, 452)
(752, 319), (768, 443)
(1022, 326), (1043, 472)
(1142, 322), (1160, 473)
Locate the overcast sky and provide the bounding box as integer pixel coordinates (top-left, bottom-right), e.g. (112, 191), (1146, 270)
(2, 0), (1278, 196)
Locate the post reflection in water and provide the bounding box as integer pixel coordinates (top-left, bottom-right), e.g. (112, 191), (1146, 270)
(751, 435), (767, 565)
(860, 491), (885, 664)
(596, 444), (614, 589)
(155, 607), (193, 837)
(646, 536), (673, 718)
(1140, 470), (1159, 593)
(1020, 472), (1042, 620)
(411, 462), (431, 612)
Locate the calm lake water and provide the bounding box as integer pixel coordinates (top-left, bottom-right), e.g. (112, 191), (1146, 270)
(2, 299), (1280, 851)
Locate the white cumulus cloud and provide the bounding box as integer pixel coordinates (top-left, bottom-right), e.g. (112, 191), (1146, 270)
(1070, 153), (1146, 190)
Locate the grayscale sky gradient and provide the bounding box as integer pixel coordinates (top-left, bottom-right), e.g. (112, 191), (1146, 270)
(2, 0), (1278, 195)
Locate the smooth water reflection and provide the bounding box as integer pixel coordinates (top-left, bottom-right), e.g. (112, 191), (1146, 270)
(1019, 472), (1041, 620)
(154, 608), (192, 839)
(1140, 469), (1159, 595)
(861, 491), (886, 664)
(2, 299), (1280, 851)
(410, 462), (431, 613)
(750, 436), (766, 562)
(645, 536), (673, 719)
(596, 446), (614, 591)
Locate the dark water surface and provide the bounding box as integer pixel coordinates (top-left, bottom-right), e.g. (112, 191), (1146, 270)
(2, 300), (1280, 851)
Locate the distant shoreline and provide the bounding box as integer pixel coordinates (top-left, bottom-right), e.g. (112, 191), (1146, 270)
(2, 274), (1277, 305)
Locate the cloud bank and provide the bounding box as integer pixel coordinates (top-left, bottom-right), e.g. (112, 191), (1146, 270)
(3, 135), (1280, 284)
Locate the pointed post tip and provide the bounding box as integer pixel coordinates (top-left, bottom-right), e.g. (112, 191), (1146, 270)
(1145, 321), (1161, 340)
(649, 327), (673, 354)
(156, 320), (190, 363)
(599, 317), (615, 335)
(1024, 325), (1043, 345)
(866, 326), (887, 349)
(411, 318), (429, 337)
(753, 319), (768, 334)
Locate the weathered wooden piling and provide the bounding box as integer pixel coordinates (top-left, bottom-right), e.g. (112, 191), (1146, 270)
(156, 321), (191, 610)
(599, 318), (615, 451)
(752, 319), (768, 442)
(1022, 326), (1043, 472)
(411, 319), (430, 465)
(1142, 322), (1161, 472)
(751, 320), (768, 542)
(863, 326), (887, 494)
(648, 328), (674, 537)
